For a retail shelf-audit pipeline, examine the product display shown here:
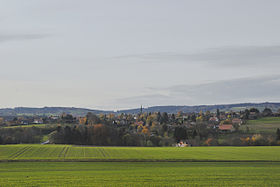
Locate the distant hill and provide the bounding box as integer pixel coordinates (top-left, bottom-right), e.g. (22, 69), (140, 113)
(0, 107), (112, 117)
(120, 102), (280, 114)
(0, 102), (280, 116)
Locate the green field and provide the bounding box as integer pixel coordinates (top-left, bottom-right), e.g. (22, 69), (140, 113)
(240, 117), (280, 133)
(0, 162), (279, 186)
(2, 124), (48, 128)
(2, 123), (73, 129)
(1, 144), (280, 162)
(1, 145), (280, 186)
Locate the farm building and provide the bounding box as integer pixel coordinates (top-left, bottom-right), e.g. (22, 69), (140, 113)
(232, 118), (242, 125)
(219, 124), (234, 133)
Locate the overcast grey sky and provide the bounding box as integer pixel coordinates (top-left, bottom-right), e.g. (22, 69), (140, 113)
(1, 0), (280, 110)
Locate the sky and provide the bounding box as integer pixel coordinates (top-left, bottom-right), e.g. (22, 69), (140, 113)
(1, 0), (280, 110)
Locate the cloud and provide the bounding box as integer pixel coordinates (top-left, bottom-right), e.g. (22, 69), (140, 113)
(188, 45), (280, 66)
(168, 75), (280, 100)
(114, 75), (280, 108)
(111, 45), (280, 67)
(0, 34), (50, 43)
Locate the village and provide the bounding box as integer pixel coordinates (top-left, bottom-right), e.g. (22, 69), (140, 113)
(1, 107), (279, 147)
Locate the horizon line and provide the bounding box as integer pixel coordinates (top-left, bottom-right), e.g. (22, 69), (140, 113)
(0, 101), (279, 111)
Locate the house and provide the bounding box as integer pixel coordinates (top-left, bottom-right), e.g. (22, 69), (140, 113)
(50, 116), (59, 120)
(33, 119), (43, 124)
(182, 116), (189, 121)
(207, 123), (216, 129)
(176, 141), (190, 147)
(219, 114), (227, 120)
(209, 117), (219, 123)
(219, 124), (234, 132)
(190, 122), (196, 126)
(20, 120), (29, 125)
(209, 117), (219, 128)
(232, 118), (242, 125)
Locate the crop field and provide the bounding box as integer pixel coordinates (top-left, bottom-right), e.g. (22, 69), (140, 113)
(2, 123), (74, 129)
(1, 145), (280, 186)
(240, 117), (280, 133)
(2, 124), (48, 128)
(0, 162), (280, 186)
(1, 144), (280, 162)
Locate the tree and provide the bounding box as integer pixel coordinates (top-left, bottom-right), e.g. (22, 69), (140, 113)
(216, 109), (220, 118)
(79, 117), (87, 125)
(122, 134), (133, 146)
(162, 124), (168, 132)
(276, 128), (280, 140)
(246, 126), (250, 133)
(86, 112), (100, 125)
(64, 126), (73, 144)
(176, 111), (182, 118)
(149, 135), (161, 146)
(191, 114), (196, 122)
(162, 112), (169, 123)
(61, 114), (75, 123)
(174, 127), (187, 142)
(244, 109), (250, 120)
(171, 114), (176, 121)
(192, 129), (198, 138)
(142, 126), (150, 135)
(262, 108), (273, 117)
(156, 112), (162, 123)
(249, 108), (260, 113)
(233, 123), (240, 131)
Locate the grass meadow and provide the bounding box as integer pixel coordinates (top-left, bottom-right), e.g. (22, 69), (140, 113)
(1, 144), (280, 162)
(1, 145), (280, 186)
(240, 117), (280, 134)
(0, 162), (280, 186)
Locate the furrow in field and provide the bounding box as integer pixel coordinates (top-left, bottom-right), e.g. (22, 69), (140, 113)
(58, 146), (67, 158)
(0, 147), (18, 159)
(97, 148), (108, 158)
(9, 146), (33, 159)
(63, 146), (70, 158)
(1, 145), (280, 162)
(20, 146), (39, 158)
(46, 146), (61, 158)
(86, 147), (102, 158)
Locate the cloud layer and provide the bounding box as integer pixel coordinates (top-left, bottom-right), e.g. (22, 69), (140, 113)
(115, 75), (280, 108)
(113, 45), (280, 67)
(1, 1), (280, 109)
(0, 34), (50, 43)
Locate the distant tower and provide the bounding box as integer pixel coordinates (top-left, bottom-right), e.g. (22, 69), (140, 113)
(140, 105), (143, 114)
